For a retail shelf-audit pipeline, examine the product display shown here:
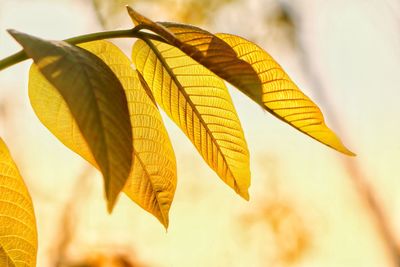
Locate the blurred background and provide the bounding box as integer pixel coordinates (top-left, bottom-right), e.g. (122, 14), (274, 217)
(0, 0), (399, 266)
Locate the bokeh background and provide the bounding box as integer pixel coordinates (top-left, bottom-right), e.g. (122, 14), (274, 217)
(0, 0), (399, 266)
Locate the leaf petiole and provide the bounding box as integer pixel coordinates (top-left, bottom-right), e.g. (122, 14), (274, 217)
(0, 27), (167, 71)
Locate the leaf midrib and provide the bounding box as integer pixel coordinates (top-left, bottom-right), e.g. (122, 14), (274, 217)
(76, 59), (112, 192)
(217, 34), (353, 154)
(38, 46), (112, 177)
(143, 39), (242, 192)
(131, 73), (169, 226)
(0, 246), (17, 267)
(133, 146), (168, 226)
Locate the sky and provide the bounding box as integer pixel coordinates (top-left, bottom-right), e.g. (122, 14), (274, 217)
(0, 0), (399, 266)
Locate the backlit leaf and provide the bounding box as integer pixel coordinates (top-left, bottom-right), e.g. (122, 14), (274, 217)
(127, 7), (262, 98)
(159, 24), (353, 155)
(126, 7), (354, 155)
(29, 41), (176, 228)
(0, 138), (37, 267)
(132, 39), (251, 199)
(216, 33), (355, 156)
(9, 30), (134, 211)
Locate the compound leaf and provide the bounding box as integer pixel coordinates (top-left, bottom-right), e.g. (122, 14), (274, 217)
(160, 24), (353, 155)
(127, 7), (261, 97)
(126, 7), (354, 155)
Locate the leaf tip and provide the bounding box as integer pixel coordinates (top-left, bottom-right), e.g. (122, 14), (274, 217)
(157, 209), (170, 230)
(7, 29), (42, 51)
(6, 28), (18, 36)
(106, 198), (116, 214)
(162, 221), (169, 231)
(125, 5), (134, 13)
(327, 141), (356, 157)
(233, 174), (251, 201)
(7, 29), (24, 41)
(328, 133), (356, 156)
(126, 5), (145, 26)
(239, 189), (250, 201)
(342, 148), (356, 157)
(105, 189), (119, 214)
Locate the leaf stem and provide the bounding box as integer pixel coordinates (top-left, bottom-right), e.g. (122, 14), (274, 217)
(0, 27), (166, 71)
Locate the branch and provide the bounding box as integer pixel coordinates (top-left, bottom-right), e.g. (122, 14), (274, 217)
(0, 27), (167, 71)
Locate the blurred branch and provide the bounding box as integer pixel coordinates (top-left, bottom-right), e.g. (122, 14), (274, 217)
(68, 1), (400, 265)
(54, 165), (94, 267)
(91, 0), (108, 29)
(383, 0), (400, 25)
(277, 2), (400, 265)
(90, 0), (139, 29)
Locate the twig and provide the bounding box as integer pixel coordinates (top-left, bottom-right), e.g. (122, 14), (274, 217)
(53, 165), (94, 267)
(277, 2), (400, 265)
(0, 28), (166, 71)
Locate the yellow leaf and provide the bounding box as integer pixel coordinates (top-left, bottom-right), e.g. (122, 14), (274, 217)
(9, 30), (134, 211)
(29, 41), (176, 228)
(126, 7), (354, 155)
(0, 138), (37, 267)
(158, 24), (354, 156)
(132, 39), (251, 199)
(127, 7), (262, 96)
(216, 33), (355, 156)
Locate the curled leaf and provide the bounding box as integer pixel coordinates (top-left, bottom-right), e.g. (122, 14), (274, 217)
(0, 138), (37, 267)
(132, 39), (251, 199)
(28, 41), (176, 228)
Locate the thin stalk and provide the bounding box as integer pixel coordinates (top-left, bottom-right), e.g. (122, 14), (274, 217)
(0, 28), (166, 71)
(278, 2), (400, 265)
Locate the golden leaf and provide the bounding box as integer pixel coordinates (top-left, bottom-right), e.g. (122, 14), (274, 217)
(126, 7), (354, 155)
(0, 138), (37, 267)
(127, 7), (262, 97)
(216, 33), (354, 156)
(132, 39), (250, 199)
(29, 41), (176, 228)
(9, 30), (133, 211)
